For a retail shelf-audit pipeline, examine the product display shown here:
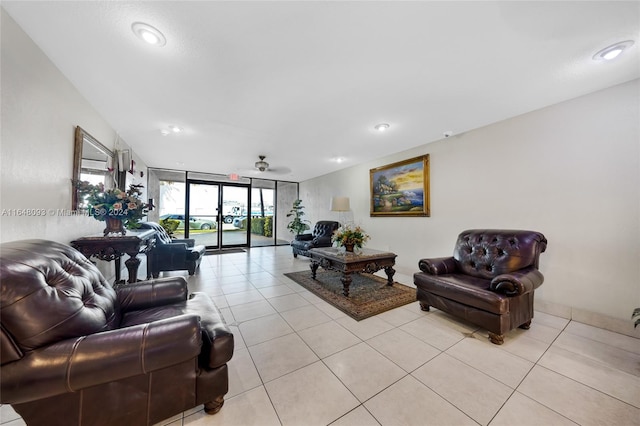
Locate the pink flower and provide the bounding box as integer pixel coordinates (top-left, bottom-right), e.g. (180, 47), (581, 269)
(112, 202), (123, 210)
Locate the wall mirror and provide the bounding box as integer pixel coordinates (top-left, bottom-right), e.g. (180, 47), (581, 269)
(72, 126), (115, 210)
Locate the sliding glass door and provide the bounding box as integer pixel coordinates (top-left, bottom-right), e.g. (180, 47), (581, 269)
(187, 180), (249, 249)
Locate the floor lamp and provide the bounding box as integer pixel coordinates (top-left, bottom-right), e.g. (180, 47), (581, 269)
(331, 196), (350, 226)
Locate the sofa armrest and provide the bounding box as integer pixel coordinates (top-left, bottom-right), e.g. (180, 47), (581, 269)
(117, 277), (188, 311)
(0, 315), (202, 405)
(418, 257), (457, 275)
(183, 238), (196, 248)
(489, 267), (544, 296)
(186, 292), (234, 369)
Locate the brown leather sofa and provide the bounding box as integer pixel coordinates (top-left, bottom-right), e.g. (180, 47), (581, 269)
(0, 239), (233, 425)
(414, 229), (547, 344)
(139, 221), (206, 277)
(291, 220), (340, 258)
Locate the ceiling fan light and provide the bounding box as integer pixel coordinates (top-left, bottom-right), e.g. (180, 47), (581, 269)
(255, 157), (269, 171)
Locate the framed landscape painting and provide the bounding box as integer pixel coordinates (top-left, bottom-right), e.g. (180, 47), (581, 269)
(370, 154), (430, 217)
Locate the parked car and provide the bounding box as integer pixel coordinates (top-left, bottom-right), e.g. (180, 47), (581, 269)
(159, 214), (216, 230)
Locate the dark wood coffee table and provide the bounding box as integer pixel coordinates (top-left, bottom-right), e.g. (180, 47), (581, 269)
(308, 247), (397, 297)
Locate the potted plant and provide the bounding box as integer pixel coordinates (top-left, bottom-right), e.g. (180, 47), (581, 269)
(286, 199), (311, 237)
(331, 224), (370, 252)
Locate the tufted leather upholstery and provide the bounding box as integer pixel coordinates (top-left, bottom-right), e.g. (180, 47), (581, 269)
(0, 239), (233, 425)
(414, 229), (547, 344)
(140, 222), (206, 277)
(291, 220), (340, 258)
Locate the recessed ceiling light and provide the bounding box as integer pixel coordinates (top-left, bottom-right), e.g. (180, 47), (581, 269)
(160, 129), (170, 136)
(374, 123), (390, 132)
(131, 22), (166, 47)
(169, 125), (183, 133)
(593, 40), (634, 61)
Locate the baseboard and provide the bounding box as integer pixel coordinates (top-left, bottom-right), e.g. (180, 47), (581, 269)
(536, 299), (640, 339)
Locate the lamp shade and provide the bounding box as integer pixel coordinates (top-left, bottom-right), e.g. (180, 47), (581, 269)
(330, 196), (350, 212)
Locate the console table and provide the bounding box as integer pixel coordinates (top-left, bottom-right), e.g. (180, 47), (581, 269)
(308, 247), (397, 297)
(71, 229), (156, 284)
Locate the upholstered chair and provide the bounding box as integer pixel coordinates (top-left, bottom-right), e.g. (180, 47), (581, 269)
(414, 229), (547, 344)
(139, 221), (206, 277)
(291, 220), (340, 258)
(0, 239), (233, 425)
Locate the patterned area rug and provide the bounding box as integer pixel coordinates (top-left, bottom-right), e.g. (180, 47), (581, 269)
(284, 269), (416, 321)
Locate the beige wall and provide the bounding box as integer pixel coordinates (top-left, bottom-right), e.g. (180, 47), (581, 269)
(0, 10), (148, 280)
(300, 79), (640, 336)
(0, 9), (146, 245)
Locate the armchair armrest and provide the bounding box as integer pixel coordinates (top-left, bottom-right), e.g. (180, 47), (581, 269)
(1, 315), (202, 405)
(312, 236), (332, 247)
(295, 234), (313, 241)
(489, 267), (544, 296)
(418, 257), (457, 275)
(155, 241), (189, 253)
(183, 238), (196, 248)
(116, 276), (188, 311)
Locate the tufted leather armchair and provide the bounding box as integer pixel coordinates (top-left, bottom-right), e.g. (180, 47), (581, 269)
(414, 229), (547, 344)
(140, 221), (206, 277)
(291, 220), (340, 258)
(0, 239), (233, 425)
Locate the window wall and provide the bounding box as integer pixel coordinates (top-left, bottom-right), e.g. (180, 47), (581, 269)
(147, 168), (297, 248)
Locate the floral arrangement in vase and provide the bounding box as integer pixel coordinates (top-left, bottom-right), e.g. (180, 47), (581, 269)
(331, 224), (370, 252)
(76, 181), (148, 235)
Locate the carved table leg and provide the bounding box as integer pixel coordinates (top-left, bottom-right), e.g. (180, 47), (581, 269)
(124, 250), (141, 284)
(114, 256), (123, 284)
(384, 266), (395, 286)
(341, 271), (352, 297)
(310, 261), (319, 279)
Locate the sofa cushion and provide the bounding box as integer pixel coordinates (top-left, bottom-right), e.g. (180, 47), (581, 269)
(414, 271), (509, 315)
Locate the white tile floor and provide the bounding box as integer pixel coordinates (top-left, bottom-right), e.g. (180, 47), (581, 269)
(1, 245), (639, 426)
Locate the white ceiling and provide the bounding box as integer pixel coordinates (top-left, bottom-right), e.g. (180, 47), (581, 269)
(3, 1), (639, 182)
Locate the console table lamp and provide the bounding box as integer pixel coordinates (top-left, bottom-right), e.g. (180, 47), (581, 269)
(331, 196), (350, 225)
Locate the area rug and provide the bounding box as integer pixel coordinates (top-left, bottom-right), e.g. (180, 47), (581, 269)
(284, 269), (416, 321)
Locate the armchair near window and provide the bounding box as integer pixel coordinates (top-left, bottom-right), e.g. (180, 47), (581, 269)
(140, 221), (206, 277)
(0, 239), (233, 426)
(413, 229), (547, 344)
(291, 220), (340, 258)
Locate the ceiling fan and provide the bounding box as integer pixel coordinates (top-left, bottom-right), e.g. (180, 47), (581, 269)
(248, 155), (291, 175)
(254, 155), (270, 172)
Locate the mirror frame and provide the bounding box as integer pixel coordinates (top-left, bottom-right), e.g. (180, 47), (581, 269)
(72, 126), (114, 210)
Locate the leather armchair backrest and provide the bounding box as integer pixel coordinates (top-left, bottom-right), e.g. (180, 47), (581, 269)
(140, 222), (172, 244)
(312, 221), (340, 238)
(0, 240), (118, 358)
(453, 229), (547, 279)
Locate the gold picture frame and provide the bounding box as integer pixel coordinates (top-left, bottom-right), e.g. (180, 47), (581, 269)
(370, 154), (430, 217)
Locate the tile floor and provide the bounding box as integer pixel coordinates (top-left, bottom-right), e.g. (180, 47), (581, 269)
(1, 246), (639, 426)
